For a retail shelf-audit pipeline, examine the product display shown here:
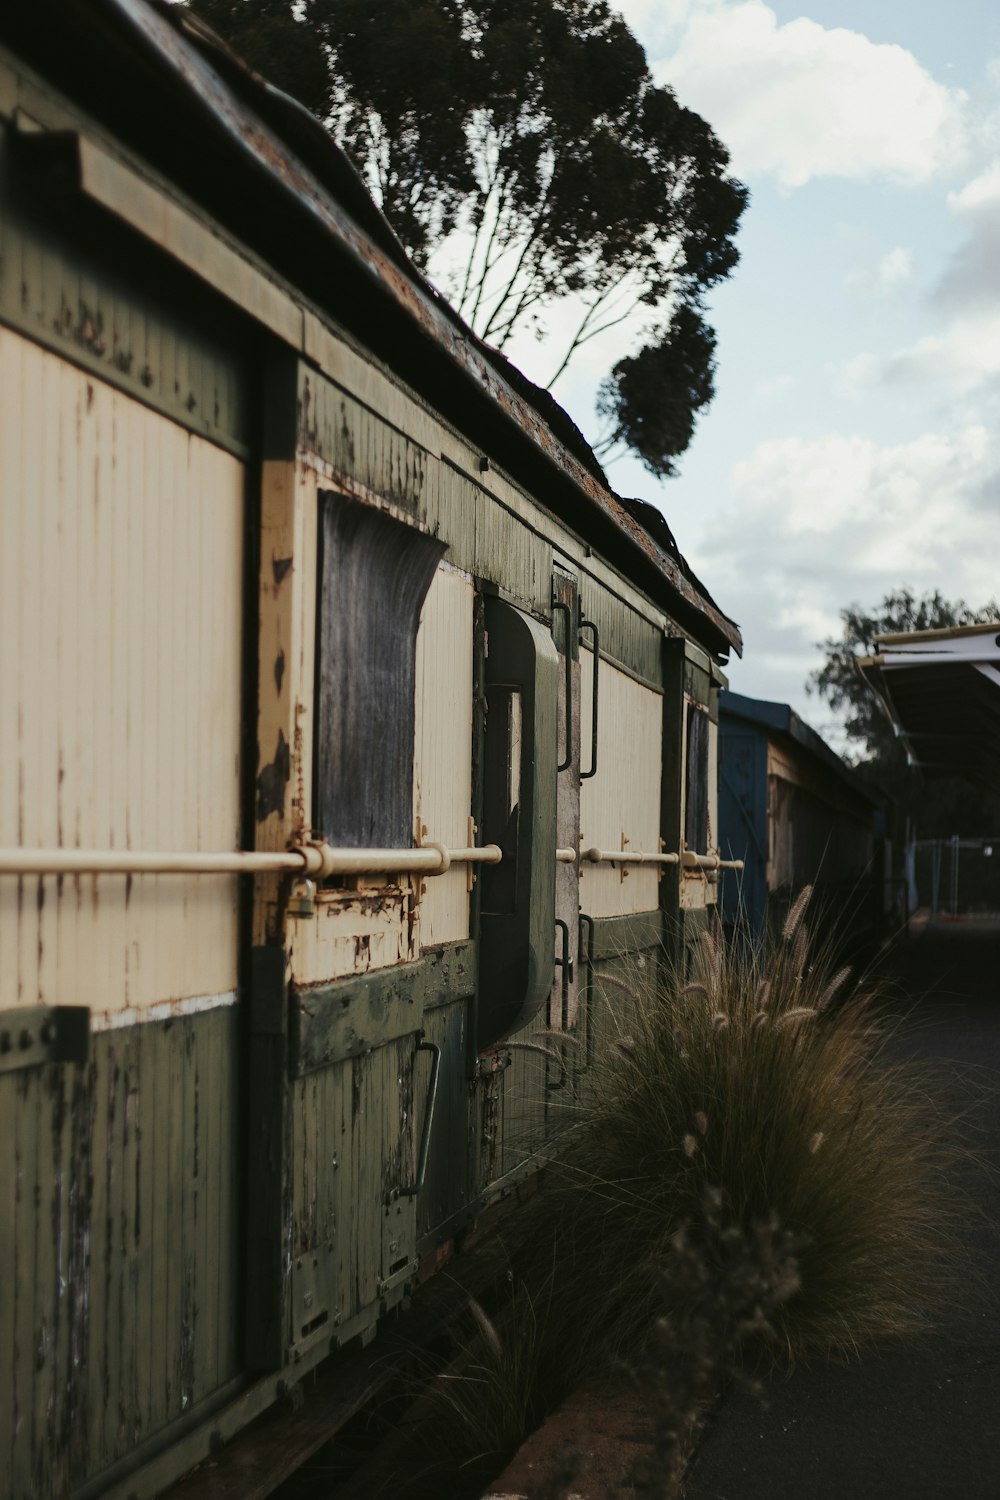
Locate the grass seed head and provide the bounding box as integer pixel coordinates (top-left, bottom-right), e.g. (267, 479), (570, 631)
(782, 883), (814, 941)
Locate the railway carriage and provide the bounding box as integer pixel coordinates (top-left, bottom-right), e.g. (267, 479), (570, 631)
(717, 690), (888, 952)
(0, 3), (742, 1495)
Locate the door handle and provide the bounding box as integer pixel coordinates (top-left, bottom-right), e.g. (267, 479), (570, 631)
(552, 600), (574, 773)
(391, 1035), (441, 1201)
(579, 619), (599, 780)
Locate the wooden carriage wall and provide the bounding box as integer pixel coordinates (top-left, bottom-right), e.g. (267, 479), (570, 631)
(0, 3), (742, 1496)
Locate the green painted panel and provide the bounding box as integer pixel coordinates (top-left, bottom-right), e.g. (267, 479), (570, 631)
(0, 138), (249, 455)
(245, 947), (290, 1373)
(0, 1006), (242, 1498)
(578, 575), (663, 690)
(289, 1033), (417, 1356)
(587, 909), (665, 964)
(0, 1004), (89, 1074)
(299, 368), (430, 517)
(291, 941), (476, 1075)
(481, 1014), (550, 1188)
(11, 1070), (38, 1496)
(431, 465), (552, 616)
(685, 659), (712, 708)
(678, 906), (712, 979)
(471, 489), (552, 616)
(0, 1065), (15, 1485)
(416, 1000), (471, 1243)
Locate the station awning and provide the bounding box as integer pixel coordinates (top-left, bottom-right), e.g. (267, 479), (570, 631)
(858, 624), (1000, 788)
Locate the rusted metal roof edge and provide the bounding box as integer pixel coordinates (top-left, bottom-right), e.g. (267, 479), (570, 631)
(46, 0), (742, 657)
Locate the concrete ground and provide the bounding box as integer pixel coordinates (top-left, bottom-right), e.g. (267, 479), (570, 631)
(484, 920), (1000, 1500)
(687, 919), (1000, 1500)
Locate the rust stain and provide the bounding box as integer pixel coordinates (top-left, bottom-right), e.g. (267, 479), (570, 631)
(74, 302), (106, 359)
(272, 554), (293, 588)
(274, 648), (286, 696)
(256, 729), (290, 822)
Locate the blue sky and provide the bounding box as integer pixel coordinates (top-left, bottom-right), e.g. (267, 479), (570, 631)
(494, 1), (1000, 750)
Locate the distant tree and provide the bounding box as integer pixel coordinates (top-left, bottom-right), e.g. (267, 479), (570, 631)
(809, 587), (1000, 837)
(186, 0), (747, 476)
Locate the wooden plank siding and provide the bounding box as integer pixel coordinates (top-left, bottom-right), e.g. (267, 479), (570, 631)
(288, 1033), (415, 1354)
(0, 1009), (241, 1500)
(0, 328), (247, 1493)
(0, 328), (245, 1019)
(577, 573), (663, 690)
(578, 651), (663, 918)
(0, 170), (248, 456)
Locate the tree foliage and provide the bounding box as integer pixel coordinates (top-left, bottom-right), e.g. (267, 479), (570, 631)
(187, 0), (747, 475)
(594, 302), (716, 478)
(808, 587), (1000, 836)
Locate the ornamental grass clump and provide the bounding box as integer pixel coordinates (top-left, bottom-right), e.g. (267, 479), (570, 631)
(364, 892), (971, 1499)
(554, 887), (963, 1364)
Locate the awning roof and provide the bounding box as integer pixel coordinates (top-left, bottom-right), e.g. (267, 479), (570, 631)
(859, 624), (1000, 788)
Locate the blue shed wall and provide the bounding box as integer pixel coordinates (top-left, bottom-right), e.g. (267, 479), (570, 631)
(718, 713), (769, 934)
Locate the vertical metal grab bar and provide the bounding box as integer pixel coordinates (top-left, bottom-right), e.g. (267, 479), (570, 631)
(395, 1036), (442, 1199)
(548, 919), (573, 1092)
(579, 619), (599, 780)
(578, 912), (595, 1068)
(552, 600), (574, 773)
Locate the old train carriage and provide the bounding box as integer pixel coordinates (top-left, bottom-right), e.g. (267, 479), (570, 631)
(718, 690), (887, 950)
(0, 2), (742, 1496)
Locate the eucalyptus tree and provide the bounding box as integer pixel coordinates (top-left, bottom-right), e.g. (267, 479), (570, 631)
(190, 0), (748, 476)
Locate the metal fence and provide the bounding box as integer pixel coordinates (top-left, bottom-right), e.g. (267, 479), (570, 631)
(913, 836), (1000, 917)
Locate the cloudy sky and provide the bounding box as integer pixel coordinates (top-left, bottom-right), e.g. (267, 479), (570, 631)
(497, 0), (1000, 750)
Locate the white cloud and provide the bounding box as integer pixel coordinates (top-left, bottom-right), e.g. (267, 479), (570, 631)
(644, 1), (968, 190)
(948, 160), (1000, 215)
(846, 245), (914, 293)
(877, 246), (914, 286)
(684, 426), (1000, 724)
(933, 160), (1000, 311)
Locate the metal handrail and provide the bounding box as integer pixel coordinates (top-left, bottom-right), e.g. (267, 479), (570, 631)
(0, 841), (503, 878)
(582, 848), (680, 866)
(681, 851), (744, 871)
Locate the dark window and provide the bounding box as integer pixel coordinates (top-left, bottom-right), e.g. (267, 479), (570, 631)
(684, 703), (710, 853)
(314, 491), (444, 848)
